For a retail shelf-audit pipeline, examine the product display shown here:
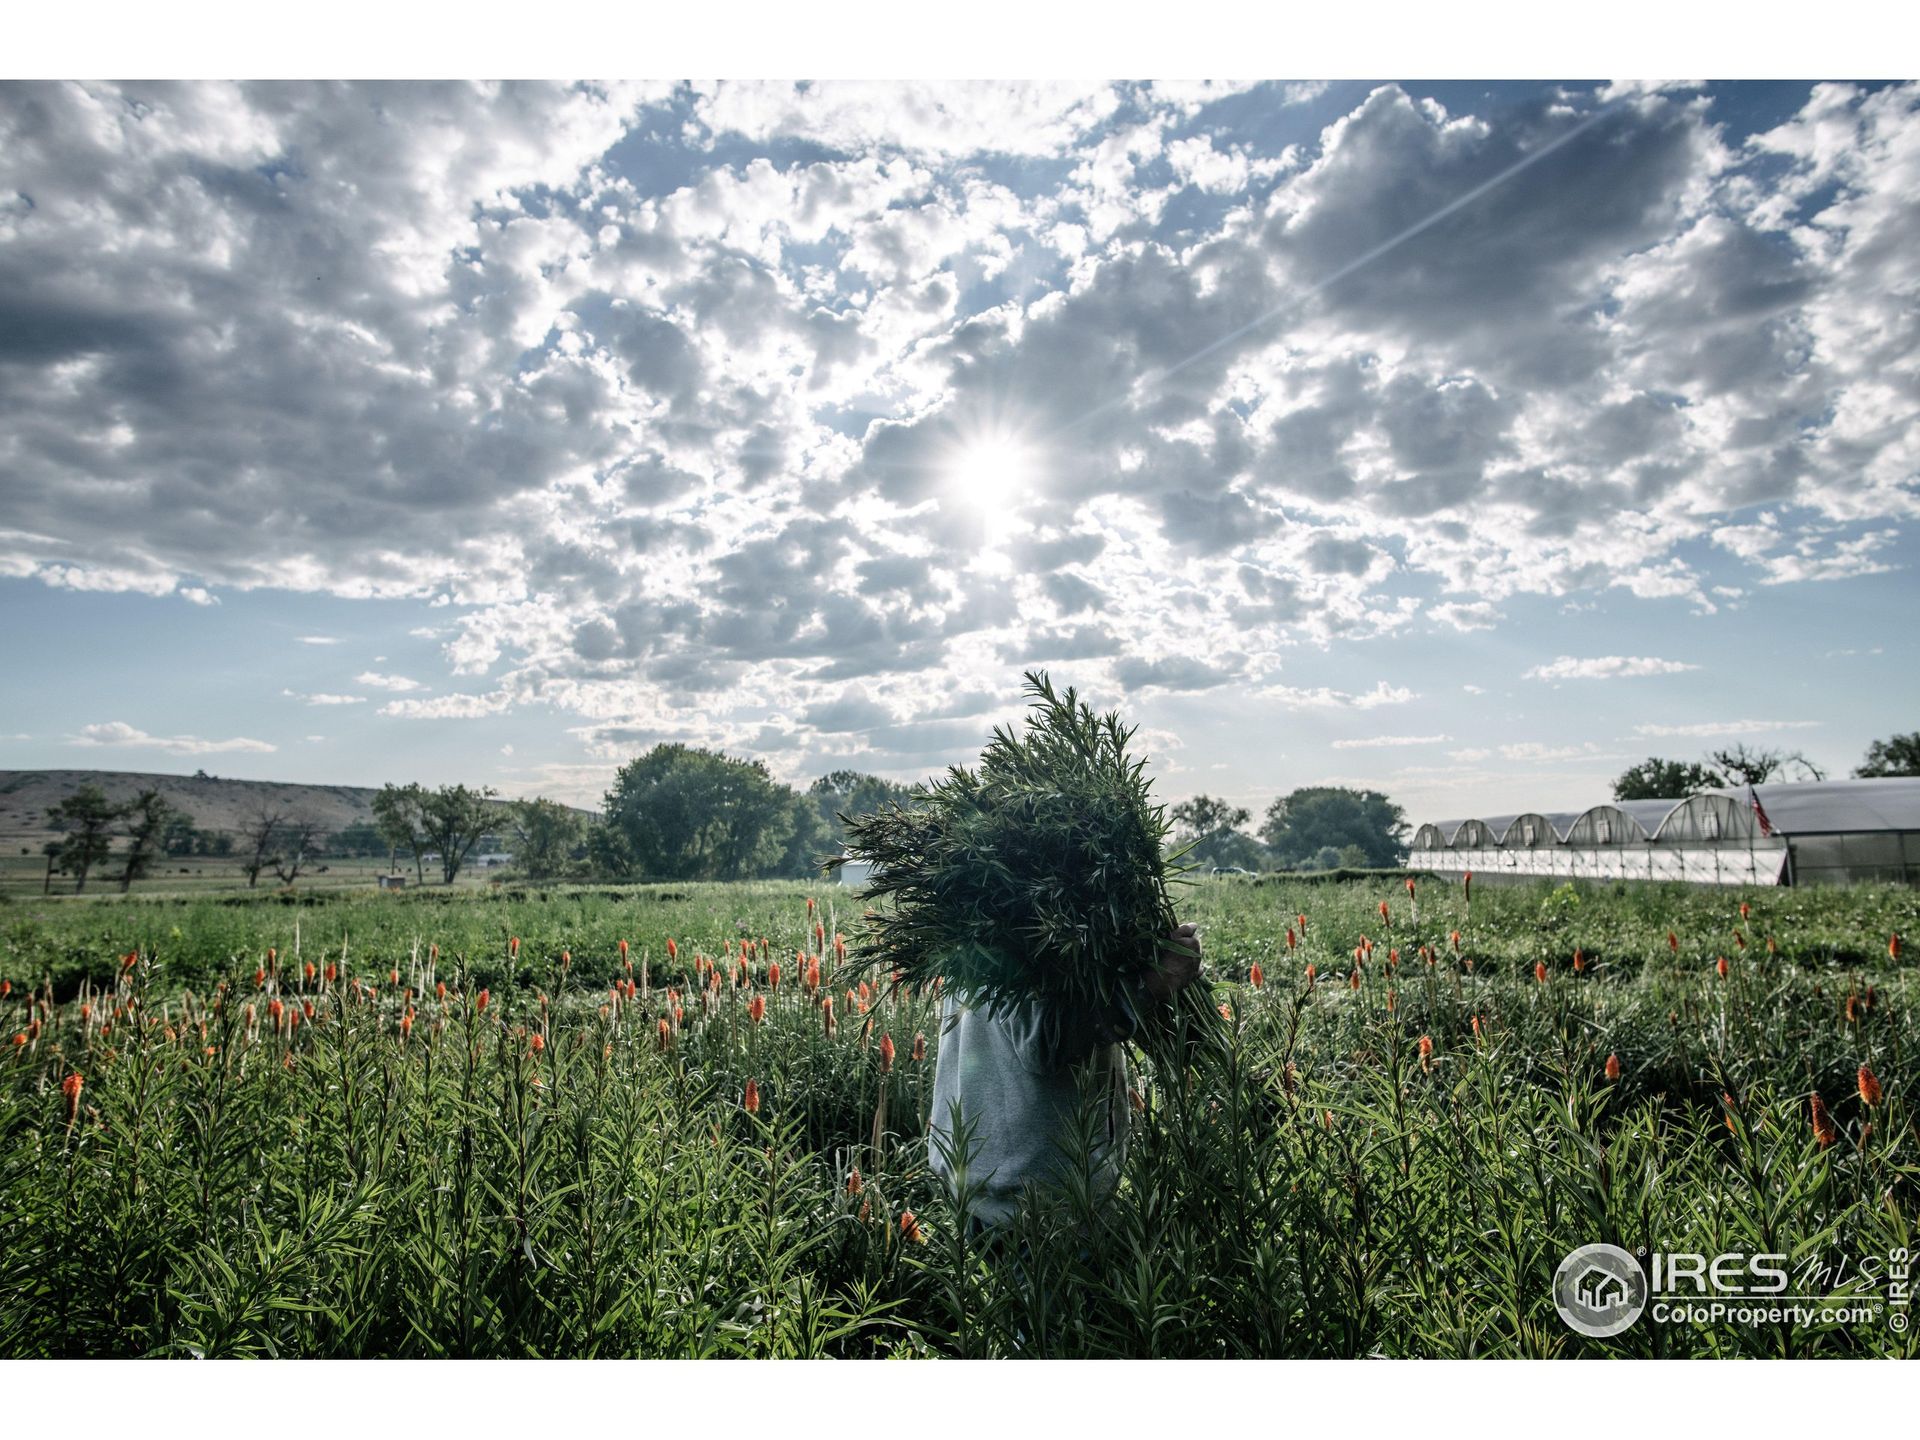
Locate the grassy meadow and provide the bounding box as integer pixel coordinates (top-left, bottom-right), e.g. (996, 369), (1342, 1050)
(1, 874), (1915, 1358)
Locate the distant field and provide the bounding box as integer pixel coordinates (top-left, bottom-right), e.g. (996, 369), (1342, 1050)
(0, 851), (499, 900)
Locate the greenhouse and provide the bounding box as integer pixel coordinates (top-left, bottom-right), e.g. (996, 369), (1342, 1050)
(1411, 778), (1920, 887)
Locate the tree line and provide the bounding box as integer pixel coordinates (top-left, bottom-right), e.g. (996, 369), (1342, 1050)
(1611, 731), (1918, 801)
(1169, 787), (1409, 873)
(37, 755), (922, 891)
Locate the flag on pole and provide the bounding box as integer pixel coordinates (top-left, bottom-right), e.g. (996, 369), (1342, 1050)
(1748, 786), (1774, 838)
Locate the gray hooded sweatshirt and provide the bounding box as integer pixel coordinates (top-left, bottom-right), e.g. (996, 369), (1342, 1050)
(927, 984), (1150, 1226)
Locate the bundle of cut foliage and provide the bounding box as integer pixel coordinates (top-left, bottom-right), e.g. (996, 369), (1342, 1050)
(832, 672), (1218, 1055)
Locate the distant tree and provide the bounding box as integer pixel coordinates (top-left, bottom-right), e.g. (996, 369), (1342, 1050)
(118, 790), (179, 892)
(780, 793), (839, 879)
(808, 770), (918, 849)
(330, 820), (385, 858)
(1611, 758), (1726, 801)
(585, 819), (637, 880)
(237, 807), (286, 889)
(1856, 732), (1920, 778)
(372, 783), (429, 881)
(603, 745), (795, 881)
(1707, 743), (1825, 786)
(1170, 793), (1265, 870)
(206, 831), (235, 858)
(45, 784), (120, 893)
(419, 784), (500, 885)
(160, 810), (201, 857)
(505, 797), (585, 880)
(1260, 787), (1408, 869)
(270, 816), (325, 887)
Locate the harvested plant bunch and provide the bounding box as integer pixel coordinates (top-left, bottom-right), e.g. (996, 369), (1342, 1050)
(837, 672), (1203, 1032)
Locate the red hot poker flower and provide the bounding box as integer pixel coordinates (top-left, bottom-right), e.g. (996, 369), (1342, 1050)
(1605, 1053), (1623, 1082)
(1858, 1065), (1883, 1107)
(1249, 962), (1264, 989)
(880, 1033), (895, 1071)
(912, 1032), (926, 1062)
(743, 1079), (760, 1114)
(1810, 1093), (1837, 1148)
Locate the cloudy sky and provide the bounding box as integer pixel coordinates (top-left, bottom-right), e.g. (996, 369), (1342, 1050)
(1, 77), (1916, 823)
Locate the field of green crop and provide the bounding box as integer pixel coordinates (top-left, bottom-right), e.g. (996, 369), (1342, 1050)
(2, 875), (1915, 1358)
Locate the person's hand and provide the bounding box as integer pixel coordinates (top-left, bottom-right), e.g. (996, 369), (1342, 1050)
(1143, 923), (1202, 1003)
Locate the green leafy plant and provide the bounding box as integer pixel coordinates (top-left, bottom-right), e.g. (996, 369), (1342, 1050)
(832, 672), (1208, 1037)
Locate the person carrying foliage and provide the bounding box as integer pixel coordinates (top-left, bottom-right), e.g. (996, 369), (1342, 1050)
(834, 672), (1219, 1233)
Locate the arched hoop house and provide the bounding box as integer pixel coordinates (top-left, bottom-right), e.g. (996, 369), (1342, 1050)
(1412, 778), (1920, 888)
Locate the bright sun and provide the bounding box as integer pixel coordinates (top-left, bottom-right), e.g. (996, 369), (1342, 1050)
(950, 437), (1035, 512)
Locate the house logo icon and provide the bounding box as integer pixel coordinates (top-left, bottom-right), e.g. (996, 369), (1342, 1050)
(1553, 1243), (1648, 1338)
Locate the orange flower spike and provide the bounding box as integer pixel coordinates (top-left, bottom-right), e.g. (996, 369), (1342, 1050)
(1733, 929), (1746, 949)
(10, 1034), (25, 1048)
(1249, 961), (1264, 989)
(304, 962), (316, 982)
(400, 1013), (413, 1040)
(389, 968), (400, 987)
(325, 963), (337, 983)
(911, 1031), (927, 1062)
(62, 1071), (84, 1122)
(1405, 877), (1416, 897)
(561, 950), (571, 969)
(1470, 1015), (1483, 1042)
(1722, 1092), (1738, 1132)
(656, 1018), (671, 1050)
(806, 896), (816, 916)
(1810, 1093), (1837, 1148)
(1739, 901), (1750, 920)
(1297, 913), (1307, 933)
(1890, 934), (1901, 961)
(1766, 936), (1777, 956)
(1348, 970), (1361, 991)
(1858, 1065), (1883, 1107)
(880, 1032), (895, 1072)
(1449, 929), (1461, 952)
(767, 959), (781, 990)
(1417, 1034), (1433, 1073)
(1304, 962), (1316, 985)
(899, 1209), (927, 1244)
(666, 937), (678, 962)
(1716, 956), (1729, 979)
(846, 1166), (863, 1196)
(436, 980), (447, 1001)
(476, 988), (490, 1012)
(743, 1079), (760, 1114)
(1605, 1053), (1622, 1082)
(748, 994), (766, 1025)
(529, 1033), (545, 1054)
(508, 936), (520, 959)
(1667, 931), (1679, 954)
(254, 967), (266, 988)
(1572, 948), (1586, 973)
(1285, 927), (1295, 952)
(1534, 961), (1548, 984)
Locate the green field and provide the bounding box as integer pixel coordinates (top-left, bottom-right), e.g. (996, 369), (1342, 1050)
(2, 875), (1915, 1357)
